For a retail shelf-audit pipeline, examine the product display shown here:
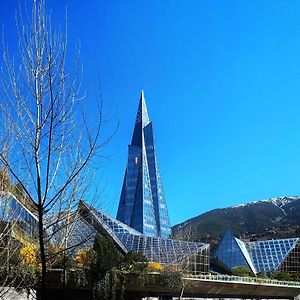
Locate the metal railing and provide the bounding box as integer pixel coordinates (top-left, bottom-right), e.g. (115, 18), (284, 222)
(184, 274), (300, 288)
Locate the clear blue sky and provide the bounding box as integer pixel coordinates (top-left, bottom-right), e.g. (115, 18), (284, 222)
(2, 0), (300, 225)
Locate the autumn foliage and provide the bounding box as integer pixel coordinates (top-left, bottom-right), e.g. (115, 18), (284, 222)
(20, 243), (38, 268)
(76, 247), (95, 268)
(148, 262), (164, 272)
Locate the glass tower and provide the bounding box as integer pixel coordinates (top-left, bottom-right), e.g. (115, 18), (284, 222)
(116, 91), (171, 239)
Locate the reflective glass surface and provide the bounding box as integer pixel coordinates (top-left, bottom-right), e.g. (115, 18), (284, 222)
(0, 192), (38, 236)
(116, 93), (171, 239)
(69, 201), (209, 274)
(214, 228), (300, 274)
(280, 240), (300, 273)
(246, 238), (299, 272)
(213, 228), (251, 270)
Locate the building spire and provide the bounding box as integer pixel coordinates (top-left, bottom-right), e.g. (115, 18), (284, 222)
(135, 90), (150, 127)
(117, 91), (171, 239)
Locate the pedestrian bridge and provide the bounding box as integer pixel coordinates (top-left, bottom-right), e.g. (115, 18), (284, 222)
(124, 274), (300, 299)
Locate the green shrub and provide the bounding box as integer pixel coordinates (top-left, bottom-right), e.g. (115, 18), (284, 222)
(231, 265), (253, 277)
(92, 234), (122, 280)
(160, 271), (182, 288)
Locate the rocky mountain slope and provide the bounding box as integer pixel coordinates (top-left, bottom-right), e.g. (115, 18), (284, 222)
(172, 196), (300, 248)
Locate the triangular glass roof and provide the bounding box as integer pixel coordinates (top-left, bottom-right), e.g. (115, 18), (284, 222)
(213, 228), (254, 272)
(235, 237), (257, 273)
(214, 227), (300, 274)
(245, 237), (300, 273)
(70, 201), (208, 265)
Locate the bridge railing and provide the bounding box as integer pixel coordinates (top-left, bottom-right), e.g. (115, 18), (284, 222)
(184, 274), (300, 288)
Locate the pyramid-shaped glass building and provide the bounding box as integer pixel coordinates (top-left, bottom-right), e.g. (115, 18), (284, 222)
(213, 227), (300, 274)
(117, 91), (171, 239)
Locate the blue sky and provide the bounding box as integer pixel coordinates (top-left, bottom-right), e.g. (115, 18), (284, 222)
(2, 0), (300, 225)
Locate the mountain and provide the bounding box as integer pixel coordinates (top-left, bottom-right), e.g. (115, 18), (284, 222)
(172, 196), (300, 250)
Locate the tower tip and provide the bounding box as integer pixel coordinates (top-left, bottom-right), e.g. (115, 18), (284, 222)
(135, 90), (149, 126)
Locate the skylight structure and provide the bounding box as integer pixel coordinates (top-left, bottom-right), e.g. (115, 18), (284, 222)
(116, 91), (171, 239)
(246, 238), (299, 273)
(65, 201), (210, 274)
(213, 228), (300, 274)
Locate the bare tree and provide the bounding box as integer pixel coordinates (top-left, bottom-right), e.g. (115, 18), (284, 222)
(0, 0), (112, 296)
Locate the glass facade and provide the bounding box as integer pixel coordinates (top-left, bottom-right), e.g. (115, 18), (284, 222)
(213, 228), (300, 275)
(246, 238), (299, 273)
(117, 91), (171, 239)
(69, 201), (210, 274)
(280, 240), (300, 273)
(213, 228), (254, 271)
(0, 192), (38, 237)
(63, 217), (98, 250)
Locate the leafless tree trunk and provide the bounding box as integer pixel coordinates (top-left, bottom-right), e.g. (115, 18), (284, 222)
(0, 0), (112, 296)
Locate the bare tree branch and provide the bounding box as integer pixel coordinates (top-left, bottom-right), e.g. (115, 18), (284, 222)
(0, 0), (116, 296)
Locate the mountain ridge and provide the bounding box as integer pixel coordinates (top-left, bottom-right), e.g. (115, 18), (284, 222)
(172, 196), (300, 248)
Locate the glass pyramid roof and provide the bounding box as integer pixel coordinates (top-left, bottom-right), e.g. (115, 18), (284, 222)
(66, 201), (208, 265)
(245, 237), (299, 273)
(214, 228), (299, 274)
